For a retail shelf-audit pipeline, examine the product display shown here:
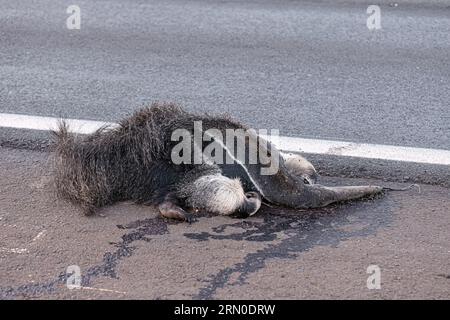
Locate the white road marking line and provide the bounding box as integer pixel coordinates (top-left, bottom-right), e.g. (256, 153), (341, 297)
(0, 113), (113, 135)
(78, 286), (126, 294)
(0, 230), (47, 255)
(263, 135), (450, 166)
(0, 247), (28, 254)
(32, 230), (46, 242)
(1, 112), (449, 166)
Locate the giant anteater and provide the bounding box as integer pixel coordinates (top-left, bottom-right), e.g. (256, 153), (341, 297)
(53, 103), (391, 222)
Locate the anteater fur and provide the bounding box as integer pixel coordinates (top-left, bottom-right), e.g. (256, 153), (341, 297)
(52, 102), (386, 221)
(52, 103), (260, 218)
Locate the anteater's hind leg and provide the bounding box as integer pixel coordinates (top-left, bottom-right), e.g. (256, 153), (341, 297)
(158, 193), (195, 223)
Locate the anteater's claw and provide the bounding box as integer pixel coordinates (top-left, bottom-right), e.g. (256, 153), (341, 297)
(184, 213), (197, 224)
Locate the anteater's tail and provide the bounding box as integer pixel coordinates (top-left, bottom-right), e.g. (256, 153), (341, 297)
(51, 120), (73, 147)
(51, 120), (74, 152)
(51, 120), (96, 213)
(51, 120), (80, 163)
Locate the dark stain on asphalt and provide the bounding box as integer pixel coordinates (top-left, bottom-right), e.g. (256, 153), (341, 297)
(0, 217), (171, 299)
(184, 197), (394, 300)
(0, 196), (394, 299)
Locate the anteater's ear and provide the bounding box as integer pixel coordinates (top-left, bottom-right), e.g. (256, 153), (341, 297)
(283, 153), (318, 184)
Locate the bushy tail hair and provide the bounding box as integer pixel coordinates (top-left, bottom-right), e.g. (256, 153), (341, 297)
(51, 121), (97, 214)
(51, 120), (74, 151)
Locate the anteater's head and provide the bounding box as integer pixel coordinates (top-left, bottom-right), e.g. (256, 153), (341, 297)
(283, 153), (319, 185)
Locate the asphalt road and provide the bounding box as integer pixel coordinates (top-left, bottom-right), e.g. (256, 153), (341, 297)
(0, 1), (449, 300)
(1, 0), (449, 149)
(0, 147), (449, 299)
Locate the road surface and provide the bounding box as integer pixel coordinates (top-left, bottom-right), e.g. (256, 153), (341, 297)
(0, 0), (449, 300)
(0, 147), (448, 299)
(0, 0), (449, 149)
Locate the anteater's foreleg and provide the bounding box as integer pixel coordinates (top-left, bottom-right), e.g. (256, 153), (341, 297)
(158, 193), (195, 223)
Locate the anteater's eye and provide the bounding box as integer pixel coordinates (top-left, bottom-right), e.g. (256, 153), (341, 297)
(303, 177), (310, 185)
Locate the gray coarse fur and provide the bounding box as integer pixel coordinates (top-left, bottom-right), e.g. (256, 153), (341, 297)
(52, 103), (246, 215)
(52, 102), (387, 218)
